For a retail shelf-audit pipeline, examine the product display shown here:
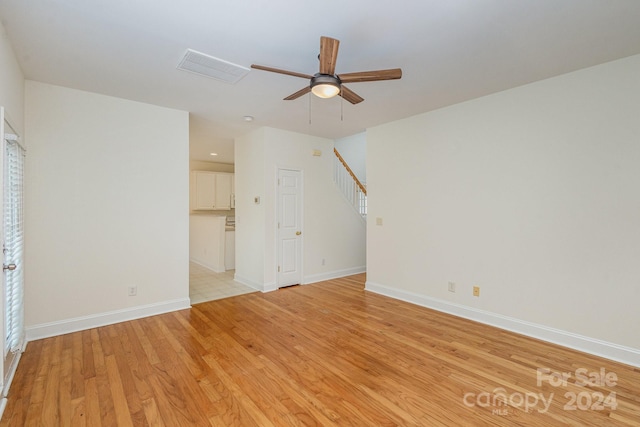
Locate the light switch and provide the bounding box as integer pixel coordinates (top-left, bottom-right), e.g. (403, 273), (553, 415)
(376, 217), (383, 226)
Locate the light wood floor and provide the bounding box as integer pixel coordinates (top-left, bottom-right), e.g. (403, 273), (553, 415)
(1, 274), (639, 426)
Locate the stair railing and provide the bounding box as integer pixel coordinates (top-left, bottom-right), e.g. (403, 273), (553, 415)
(333, 148), (367, 218)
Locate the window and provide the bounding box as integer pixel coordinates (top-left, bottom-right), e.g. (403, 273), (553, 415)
(3, 126), (24, 355)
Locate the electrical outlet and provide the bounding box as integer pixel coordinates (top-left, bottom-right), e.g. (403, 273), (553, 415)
(128, 286), (137, 296)
(321, 258), (326, 266)
(376, 217), (383, 226)
(473, 286), (480, 297)
(448, 282), (456, 293)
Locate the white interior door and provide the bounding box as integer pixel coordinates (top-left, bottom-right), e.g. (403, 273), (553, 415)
(277, 169), (302, 287)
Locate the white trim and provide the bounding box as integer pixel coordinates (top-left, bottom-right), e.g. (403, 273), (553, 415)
(234, 266), (366, 291)
(189, 258), (225, 274)
(233, 274), (276, 293)
(304, 266), (366, 285)
(0, 339), (25, 415)
(263, 282), (277, 292)
(25, 298), (190, 341)
(1, 341), (24, 398)
(365, 280), (640, 368)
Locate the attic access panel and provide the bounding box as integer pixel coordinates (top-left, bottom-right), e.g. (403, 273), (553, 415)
(177, 49), (250, 84)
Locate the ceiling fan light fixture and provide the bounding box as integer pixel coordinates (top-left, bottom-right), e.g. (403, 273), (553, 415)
(310, 74), (340, 99)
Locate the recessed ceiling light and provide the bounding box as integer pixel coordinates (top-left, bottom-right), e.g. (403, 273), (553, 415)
(210, 152), (218, 156)
(243, 115), (254, 122)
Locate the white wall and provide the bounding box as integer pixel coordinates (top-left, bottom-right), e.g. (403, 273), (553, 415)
(24, 81), (189, 335)
(0, 17), (24, 398)
(367, 54), (640, 364)
(235, 127), (366, 290)
(0, 19), (23, 132)
(335, 132), (366, 183)
(234, 128), (266, 288)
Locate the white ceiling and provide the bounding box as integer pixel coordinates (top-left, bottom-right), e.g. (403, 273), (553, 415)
(2, 0), (640, 165)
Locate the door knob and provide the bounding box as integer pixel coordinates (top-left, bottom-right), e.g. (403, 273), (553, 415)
(296, 231), (302, 235)
(3, 263), (16, 272)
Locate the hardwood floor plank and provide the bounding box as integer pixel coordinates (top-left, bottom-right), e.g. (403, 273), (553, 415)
(92, 329), (117, 426)
(70, 397), (86, 427)
(71, 332), (86, 400)
(58, 347), (73, 426)
(104, 355), (134, 427)
(40, 338), (62, 426)
(2, 274), (639, 426)
(145, 372), (191, 426)
(130, 320), (161, 367)
(106, 323), (149, 425)
(22, 402), (43, 427)
(83, 377), (102, 427)
(80, 330), (96, 381)
(113, 323), (152, 398)
(141, 397), (165, 427)
(255, 354), (344, 425)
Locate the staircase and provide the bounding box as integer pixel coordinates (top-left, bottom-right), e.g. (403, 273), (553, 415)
(333, 148), (367, 219)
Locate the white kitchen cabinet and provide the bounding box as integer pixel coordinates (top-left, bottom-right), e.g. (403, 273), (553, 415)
(214, 173), (233, 210)
(192, 171), (234, 211)
(193, 172), (216, 210)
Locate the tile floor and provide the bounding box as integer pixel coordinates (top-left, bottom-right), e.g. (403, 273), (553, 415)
(189, 262), (256, 304)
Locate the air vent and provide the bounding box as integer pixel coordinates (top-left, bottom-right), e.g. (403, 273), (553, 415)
(177, 49), (250, 84)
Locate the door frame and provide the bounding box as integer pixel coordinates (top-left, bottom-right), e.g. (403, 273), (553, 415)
(0, 107), (24, 405)
(275, 167), (304, 288)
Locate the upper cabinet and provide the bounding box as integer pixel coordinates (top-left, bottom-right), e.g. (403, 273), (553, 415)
(193, 171), (216, 210)
(192, 171), (234, 211)
(214, 173), (232, 210)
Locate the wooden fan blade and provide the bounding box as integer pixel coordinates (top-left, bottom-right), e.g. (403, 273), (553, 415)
(339, 85), (364, 105)
(284, 86), (311, 101)
(319, 36), (340, 75)
(251, 64), (313, 80)
(338, 68), (402, 83)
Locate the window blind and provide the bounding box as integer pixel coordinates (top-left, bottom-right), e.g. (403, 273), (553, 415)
(4, 136), (24, 354)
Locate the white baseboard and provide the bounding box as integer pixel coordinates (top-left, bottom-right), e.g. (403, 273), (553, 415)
(365, 281), (640, 368)
(304, 266), (366, 285)
(233, 274), (276, 292)
(189, 258), (225, 274)
(233, 267), (365, 292)
(263, 282), (277, 292)
(25, 298), (191, 342)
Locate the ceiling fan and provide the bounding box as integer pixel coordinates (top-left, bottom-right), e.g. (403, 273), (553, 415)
(251, 36), (402, 105)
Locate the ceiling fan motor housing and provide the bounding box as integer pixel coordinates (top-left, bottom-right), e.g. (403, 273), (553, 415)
(310, 73), (341, 98)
